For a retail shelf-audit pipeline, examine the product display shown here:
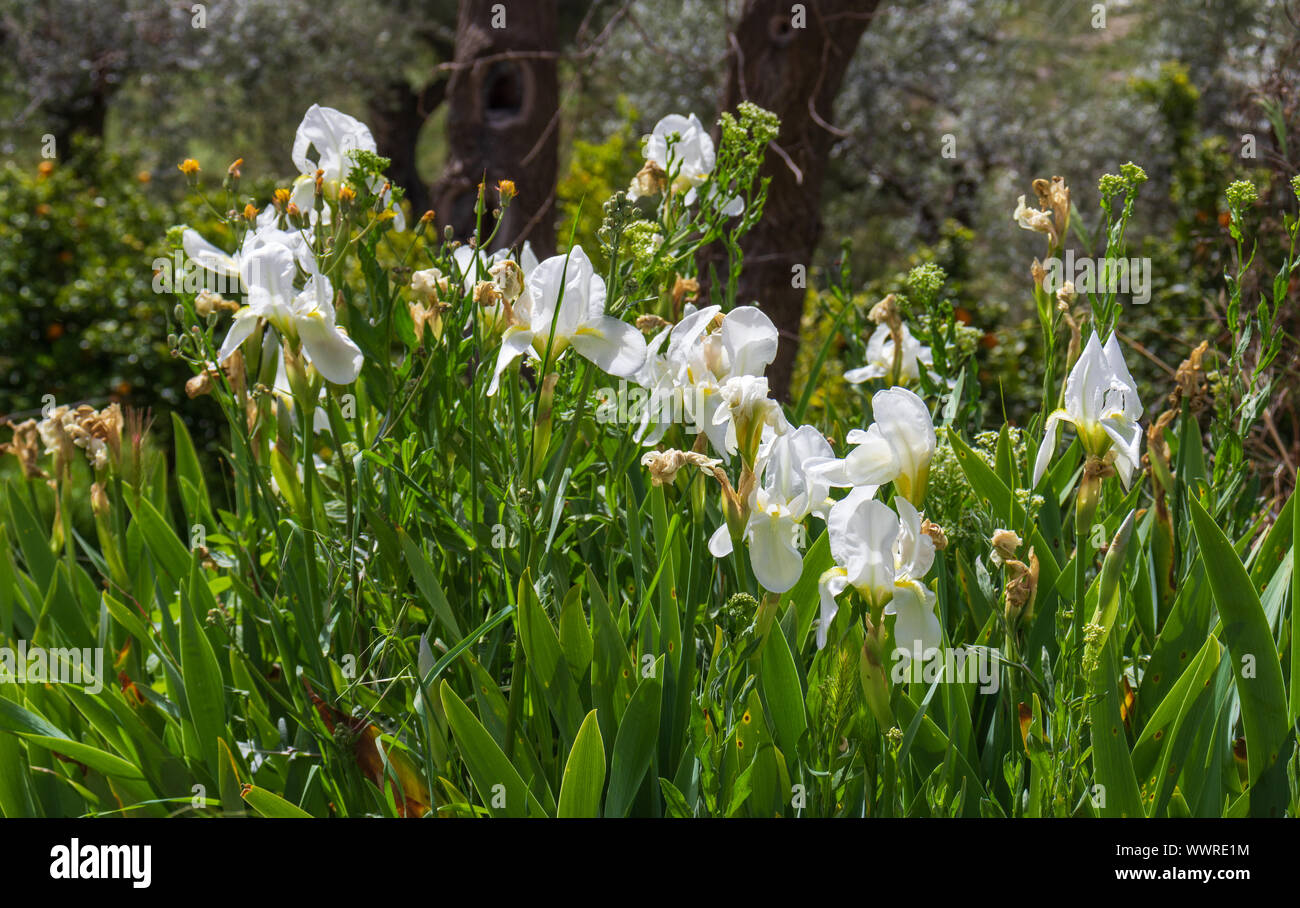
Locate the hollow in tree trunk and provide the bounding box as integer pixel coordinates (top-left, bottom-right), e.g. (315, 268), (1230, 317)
(433, 0), (560, 257)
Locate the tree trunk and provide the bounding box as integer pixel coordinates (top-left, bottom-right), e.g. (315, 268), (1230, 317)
(717, 0), (876, 400)
(47, 81), (112, 161)
(433, 0), (560, 257)
(367, 78), (446, 218)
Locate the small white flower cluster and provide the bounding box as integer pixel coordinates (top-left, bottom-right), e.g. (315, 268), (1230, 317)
(624, 281), (944, 660)
(844, 322), (933, 385)
(1034, 332), (1144, 488)
(813, 387), (939, 652)
(184, 105), (392, 387)
(627, 113), (743, 216)
(632, 304), (783, 457)
(486, 244), (649, 395)
(816, 322), (1145, 655)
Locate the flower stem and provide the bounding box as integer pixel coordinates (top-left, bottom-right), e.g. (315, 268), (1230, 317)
(1072, 466), (1102, 648)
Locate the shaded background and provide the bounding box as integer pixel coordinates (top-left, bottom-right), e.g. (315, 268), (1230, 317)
(1, 0), (1297, 485)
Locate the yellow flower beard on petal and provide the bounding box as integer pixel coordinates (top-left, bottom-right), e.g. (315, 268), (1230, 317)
(268, 312), (298, 344)
(531, 333), (570, 359)
(852, 581), (893, 614)
(1075, 420), (1114, 460)
(893, 462), (929, 506)
(894, 578), (928, 603)
(672, 174), (702, 195)
(820, 566), (847, 585)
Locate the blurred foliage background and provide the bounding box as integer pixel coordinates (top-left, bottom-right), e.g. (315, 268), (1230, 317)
(1, 0), (1297, 486)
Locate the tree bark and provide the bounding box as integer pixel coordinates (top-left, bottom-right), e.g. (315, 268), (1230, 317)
(717, 0), (876, 400)
(433, 0), (560, 257)
(364, 7), (457, 219)
(367, 78), (446, 218)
